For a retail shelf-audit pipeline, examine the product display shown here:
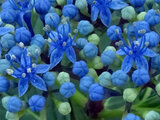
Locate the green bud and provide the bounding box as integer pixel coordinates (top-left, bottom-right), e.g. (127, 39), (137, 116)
(57, 72), (70, 84)
(75, 0), (88, 10)
(5, 24), (15, 34)
(137, 12), (146, 21)
(98, 71), (112, 88)
(58, 102), (71, 115)
(121, 6), (136, 21)
(2, 96), (11, 109)
(6, 111), (19, 120)
(88, 34), (100, 45)
(156, 83), (160, 96)
(87, 68), (98, 81)
(123, 88), (138, 103)
(104, 46), (116, 52)
(56, 0), (66, 6)
(145, 111), (160, 120)
(90, 56), (104, 69)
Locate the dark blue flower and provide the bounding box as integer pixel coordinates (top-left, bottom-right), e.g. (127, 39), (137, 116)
(87, 0), (128, 27)
(116, 30), (158, 73)
(6, 48), (49, 97)
(46, 22), (77, 69)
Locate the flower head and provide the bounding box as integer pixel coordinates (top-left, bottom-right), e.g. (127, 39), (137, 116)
(6, 48), (49, 97)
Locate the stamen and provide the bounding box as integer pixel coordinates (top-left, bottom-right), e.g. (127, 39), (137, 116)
(11, 55), (16, 60)
(19, 42), (24, 48)
(32, 63), (36, 68)
(138, 29), (146, 34)
(129, 50), (133, 55)
(27, 52), (31, 56)
(27, 68), (31, 73)
(93, 0), (96, 4)
(145, 42), (149, 47)
(6, 69), (14, 75)
(115, 29), (119, 34)
(135, 41), (139, 46)
(43, 25), (51, 32)
(63, 42), (67, 47)
(22, 73), (26, 78)
(74, 29), (78, 34)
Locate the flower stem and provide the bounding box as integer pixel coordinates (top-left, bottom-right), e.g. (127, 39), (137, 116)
(27, 109), (40, 120)
(40, 104), (47, 120)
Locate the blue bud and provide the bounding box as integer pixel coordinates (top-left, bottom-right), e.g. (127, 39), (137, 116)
(151, 55), (160, 70)
(111, 70), (128, 86)
(0, 59), (10, 75)
(144, 31), (160, 48)
(77, 20), (94, 36)
(98, 72), (112, 88)
(132, 69), (150, 86)
(29, 95), (46, 112)
(48, 7), (56, 13)
(1, 9), (16, 24)
(124, 113), (141, 120)
(42, 72), (55, 87)
(60, 82), (76, 98)
(1, 33), (15, 50)
(8, 46), (23, 59)
(1, 1), (13, 10)
(0, 76), (10, 92)
(135, 21), (150, 35)
(129, 0), (146, 7)
(45, 13), (60, 28)
(72, 61), (89, 78)
(79, 76), (94, 92)
(7, 96), (22, 113)
(76, 38), (88, 49)
(62, 4), (78, 19)
(57, 24), (70, 37)
(107, 25), (122, 41)
(89, 83), (104, 101)
(31, 34), (46, 49)
(15, 27), (31, 45)
(101, 50), (116, 66)
(35, 0), (51, 14)
(2, 96), (11, 109)
(83, 43), (98, 59)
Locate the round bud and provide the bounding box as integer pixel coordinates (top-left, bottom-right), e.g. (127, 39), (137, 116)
(0, 76), (10, 92)
(88, 34), (100, 45)
(58, 102), (71, 115)
(7, 96), (22, 113)
(1, 1), (13, 10)
(31, 34), (46, 49)
(87, 68), (98, 80)
(59, 82), (76, 98)
(8, 46), (23, 59)
(75, 0), (88, 10)
(2, 96), (11, 109)
(137, 12), (146, 21)
(45, 13), (60, 28)
(43, 72), (55, 87)
(76, 38), (88, 49)
(28, 95), (46, 112)
(121, 6), (136, 20)
(104, 46), (116, 52)
(132, 69), (150, 86)
(145, 111), (160, 120)
(35, 0), (51, 14)
(0, 59), (10, 75)
(57, 24), (70, 37)
(57, 72), (70, 84)
(98, 72), (112, 88)
(135, 21), (150, 36)
(1, 9), (16, 24)
(56, 0), (66, 6)
(5, 111), (19, 120)
(5, 24), (15, 34)
(124, 113), (141, 120)
(156, 83), (160, 96)
(123, 88), (138, 103)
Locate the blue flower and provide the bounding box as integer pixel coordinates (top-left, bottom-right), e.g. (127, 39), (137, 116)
(116, 31), (158, 73)
(46, 22), (77, 69)
(6, 48), (49, 97)
(124, 113), (141, 120)
(87, 0), (128, 27)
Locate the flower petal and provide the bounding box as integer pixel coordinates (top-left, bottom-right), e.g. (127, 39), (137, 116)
(65, 47), (76, 63)
(91, 6), (99, 22)
(100, 9), (111, 27)
(30, 75), (47, 91)
(36, 64), (50, 74)
(116, 49), (126, 56)
(50, 49), (64, 69)
(135, 56), (149, 70)
(19, 78), (29, 97)
(109, 0), (128, 10)
(121, 56), (133, 73)
(0, 27), (13, 36)
(21, 49), (32, 67)
(143, 48), (158, 57)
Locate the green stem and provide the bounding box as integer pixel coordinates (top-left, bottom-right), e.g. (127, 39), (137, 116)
(40, 105), (47, 120)
(27, 109), (40, 120)
(142, 87), (152, 100)
(51, 95), (61, 108)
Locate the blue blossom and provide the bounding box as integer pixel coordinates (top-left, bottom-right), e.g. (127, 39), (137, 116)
(87, 0), (128, 27)
(0, 21), (14, 36)
(124, 113), (141, 120)
(116, 31), (158, 73)
(6, 48), (49, 97)
(46, 22), (77, 69)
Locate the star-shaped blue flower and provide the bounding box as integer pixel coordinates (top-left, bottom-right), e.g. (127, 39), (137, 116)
(6, 49), (50, 97)
(46, 22), (77, 69)
(87, 0), (128, 27)
(116, 31), (158, 73)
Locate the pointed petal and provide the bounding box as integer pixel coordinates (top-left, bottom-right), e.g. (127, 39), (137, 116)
(65, 47), (76, 63)
(109, 0), (128, 10)
(36, 64), (50, 74)
(30, 75), (47, 91)
(0, 27), (13, 36)
(50, 49), (63, 69)
(11, 68), (22, 78)
(19, 78), (28, 97)
(135, 56), (149, 70)
(91, 6), (99, 22)
(21, 49), (31, 67)
(143, 48), (158, 57)
(121, 56), (133, 73)
(116, 49), (126, 56)
(100, 9), (111, 27)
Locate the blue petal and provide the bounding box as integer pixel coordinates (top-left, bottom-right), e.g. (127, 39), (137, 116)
(135, 56), (149, 70)
(116, 49), (126, 56)
(100, 9), (111, 27)
(36, 64), (50, 74)
(11, 68), (22, 78)
(50, 49), (64, 69)
(143, 48), (158, 57)
(109, 0), (128, 10)
(91, 6), (99, 22)
(65, 47), (76, 63)
(21, 50), (32, 68)
(30, 75), (47, 91)
(0, 27), (13, 36)
(121, 56), (133, 73)
(18, 78), (29, 97)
